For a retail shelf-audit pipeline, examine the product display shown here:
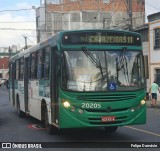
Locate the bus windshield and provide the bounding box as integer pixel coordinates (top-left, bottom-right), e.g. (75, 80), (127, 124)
(62, 49), (145, 92)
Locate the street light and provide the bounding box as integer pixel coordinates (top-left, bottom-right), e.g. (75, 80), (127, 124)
(32, 6), (36, 9)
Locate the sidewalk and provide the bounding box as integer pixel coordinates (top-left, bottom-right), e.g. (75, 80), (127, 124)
(146, 100), (160, 108)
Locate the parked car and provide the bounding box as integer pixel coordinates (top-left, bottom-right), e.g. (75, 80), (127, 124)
(0, 78), (6, 86)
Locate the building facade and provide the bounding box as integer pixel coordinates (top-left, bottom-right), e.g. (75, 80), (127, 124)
(36, 0), (145, 42)
(0, 46), (20, 79)
(148, 12), (160, 88)
(0, 57), (9, 79)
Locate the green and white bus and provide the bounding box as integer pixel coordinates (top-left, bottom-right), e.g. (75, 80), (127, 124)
(9, 29), (146, 134)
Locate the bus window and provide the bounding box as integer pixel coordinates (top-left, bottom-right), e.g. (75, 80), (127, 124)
(16, 59), (20, 80)
(37, 50), (43, 79)
(44, 47), (50, 79)
(30, 53), (37, 79)
(19, 58), (24, 80)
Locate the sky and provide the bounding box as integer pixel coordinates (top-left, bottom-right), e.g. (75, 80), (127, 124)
(0, 0), (160, 48)
(0, 0), (39, 48)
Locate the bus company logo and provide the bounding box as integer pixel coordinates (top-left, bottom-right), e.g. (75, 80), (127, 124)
(2, 143), (11, 148)
(106, 106), (112, 112)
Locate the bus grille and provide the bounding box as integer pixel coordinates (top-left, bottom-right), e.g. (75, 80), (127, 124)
(85, 108), (129, 113)
(77, 94), (136, 102)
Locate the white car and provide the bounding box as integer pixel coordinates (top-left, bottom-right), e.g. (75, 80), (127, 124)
(0, 78), (6, 86)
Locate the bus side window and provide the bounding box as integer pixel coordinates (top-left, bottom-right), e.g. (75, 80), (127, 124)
(37, 50), (43, 79)
(19, 57), (24, 80)
(44, 47), (50, 79)
(30, 53), (37, 79)
(16, 59), (20, 80)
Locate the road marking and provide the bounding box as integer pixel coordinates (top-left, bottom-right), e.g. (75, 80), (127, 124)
(27, 124), (46, 130)
(125, 126), (160, 137)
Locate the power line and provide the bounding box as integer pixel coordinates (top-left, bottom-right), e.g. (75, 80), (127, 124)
(103, 0), (122, 29)
(78, 0), (121, 30)
(0, 8), (34, 13)
(27, 37), (36, 45)
(0, 21), (35, 23)
(0, 28), (35, 30)
(146, 2), (160, 11)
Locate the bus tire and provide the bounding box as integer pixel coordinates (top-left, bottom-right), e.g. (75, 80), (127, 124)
(17, 96), (25, 118)
(105, 126), (118, 133)
(44, 106), (58, 134)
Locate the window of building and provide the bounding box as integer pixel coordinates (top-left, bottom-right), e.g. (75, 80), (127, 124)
(36, 16), (40, 28)
(47, 33), (52, 38)
(155, 69), (160, 86)
(46, 0), (61, 4)
(154, 28), (160, 49)
(44, 47), (50, 79)
(103, 0), (110, 3)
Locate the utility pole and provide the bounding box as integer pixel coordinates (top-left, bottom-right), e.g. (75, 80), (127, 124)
(8, 46), (11, 58)
(22, 35), (28, 49)
(126, 0), (133, 31)
(140, 0), (144, 25)
(44, 0), (47, 40)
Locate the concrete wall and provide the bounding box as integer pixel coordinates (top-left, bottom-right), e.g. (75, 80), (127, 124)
(39, 10), (145, 41)
(37, 0), (145, 41)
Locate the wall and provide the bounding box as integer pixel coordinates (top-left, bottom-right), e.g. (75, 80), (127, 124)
(149, 20), (160, 99)
(37, 0), (145, 42)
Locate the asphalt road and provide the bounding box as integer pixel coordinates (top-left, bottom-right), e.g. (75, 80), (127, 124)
(0, 86), (160, 151)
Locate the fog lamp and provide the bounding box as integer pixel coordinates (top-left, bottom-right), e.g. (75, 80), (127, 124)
(78, 109), (84, 114)
(71, 107), (76, 112)
(131, 108), (135, 112)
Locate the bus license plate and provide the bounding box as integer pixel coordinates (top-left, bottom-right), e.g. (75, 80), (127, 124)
(101, 116), (115, 122)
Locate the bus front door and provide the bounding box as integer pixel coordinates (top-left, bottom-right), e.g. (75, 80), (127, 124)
(11, 63), (15, 106)
(51, 49), (59, 125)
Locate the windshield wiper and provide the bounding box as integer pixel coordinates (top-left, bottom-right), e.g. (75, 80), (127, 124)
(81, 47), (104, 79)
(116, 47), (129, 85)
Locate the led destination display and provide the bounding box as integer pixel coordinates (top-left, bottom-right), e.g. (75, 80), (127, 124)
(62, 31), (141, 46)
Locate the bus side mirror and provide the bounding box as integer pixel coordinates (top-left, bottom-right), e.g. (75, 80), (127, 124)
(144, 55), (149, 79)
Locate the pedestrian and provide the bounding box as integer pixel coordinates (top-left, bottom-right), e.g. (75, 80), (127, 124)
(150, 80), (160, 107)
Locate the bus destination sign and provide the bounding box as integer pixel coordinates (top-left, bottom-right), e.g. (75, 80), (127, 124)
(62, 32), (141, 46)
(80, 35), (134, 44)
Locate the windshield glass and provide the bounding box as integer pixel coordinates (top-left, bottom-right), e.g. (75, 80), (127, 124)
(62, 50), (145, 91)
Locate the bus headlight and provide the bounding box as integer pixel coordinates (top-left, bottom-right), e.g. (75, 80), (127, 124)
(71, 106), (76, 112)
(141, 100), (146, 105)
(63, 101), (70, 108)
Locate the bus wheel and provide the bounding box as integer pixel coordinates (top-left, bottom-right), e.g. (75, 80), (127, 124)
(105, 126), (118, 133)
(44, 107), (58, 134)
(17, 97), (25, 118)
